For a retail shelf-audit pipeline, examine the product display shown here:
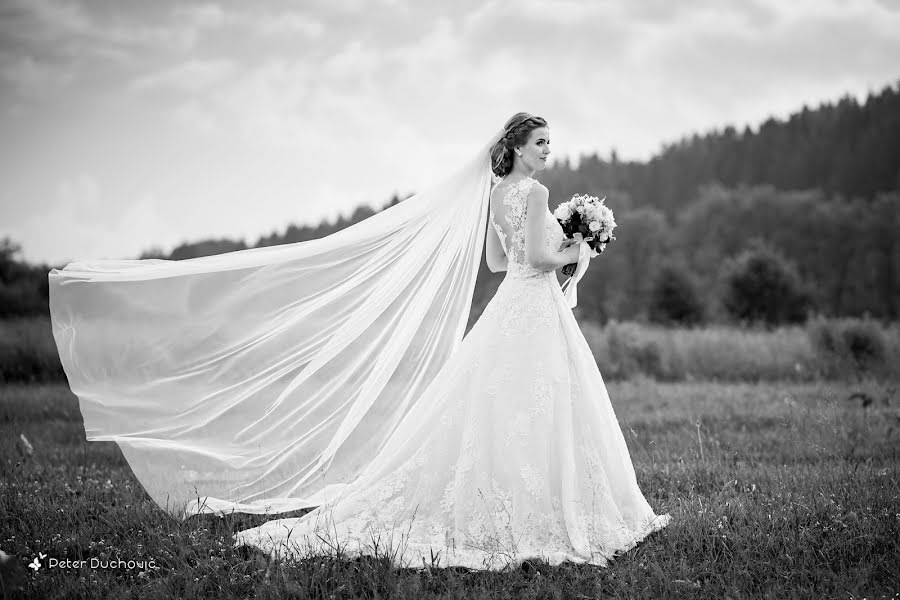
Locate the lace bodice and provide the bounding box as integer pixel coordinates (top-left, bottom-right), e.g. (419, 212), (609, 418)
(489, 177), (566, 279)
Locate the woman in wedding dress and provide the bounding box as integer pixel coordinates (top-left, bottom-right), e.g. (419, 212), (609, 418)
(232, 113), (671, 570)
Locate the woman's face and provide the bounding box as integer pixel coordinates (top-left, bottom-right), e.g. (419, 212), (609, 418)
(516, 126), (551, 171)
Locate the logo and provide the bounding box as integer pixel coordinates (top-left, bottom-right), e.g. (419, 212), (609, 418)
(28, 552), (47, 571)
(25, 552), (159, 572)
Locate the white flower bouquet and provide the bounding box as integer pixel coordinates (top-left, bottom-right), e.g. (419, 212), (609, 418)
(554, 193), (617, 277)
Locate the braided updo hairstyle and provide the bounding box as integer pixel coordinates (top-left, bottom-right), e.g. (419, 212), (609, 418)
(490, 112), (549, 178)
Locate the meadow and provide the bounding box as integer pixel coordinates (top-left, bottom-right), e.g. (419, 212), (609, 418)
(2, 374), (898, 598)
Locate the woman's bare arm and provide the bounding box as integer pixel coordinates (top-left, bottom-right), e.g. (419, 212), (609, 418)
(524, 184), (580, 271)
(485, 210), (508, 273)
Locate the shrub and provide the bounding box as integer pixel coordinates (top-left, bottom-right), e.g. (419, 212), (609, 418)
(648, 262), (705, 325)
(807, 316), (889, 378)
(720, 238), (812, 326)
(0, 317), (65, 383)
(604, 320), (667, 380)
(0, 237), (50, 318)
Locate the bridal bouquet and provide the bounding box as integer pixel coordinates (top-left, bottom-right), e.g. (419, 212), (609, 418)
(554, 193), (617, 277)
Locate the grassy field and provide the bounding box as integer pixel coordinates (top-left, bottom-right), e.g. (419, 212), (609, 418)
(1, 380), (898, 599)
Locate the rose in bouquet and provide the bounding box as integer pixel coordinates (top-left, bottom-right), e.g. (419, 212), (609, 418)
(554, 193), (617, 277)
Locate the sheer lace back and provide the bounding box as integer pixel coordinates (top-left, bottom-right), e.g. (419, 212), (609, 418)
(489, 177), (565, 279)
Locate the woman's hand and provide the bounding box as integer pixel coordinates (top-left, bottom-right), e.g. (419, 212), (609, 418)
(559, 241), (581, 276)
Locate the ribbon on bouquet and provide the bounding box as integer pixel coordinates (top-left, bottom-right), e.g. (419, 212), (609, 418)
(560, 240), (591, 308)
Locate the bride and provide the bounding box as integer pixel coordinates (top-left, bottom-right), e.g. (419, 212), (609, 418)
(49, 112), (669, 571)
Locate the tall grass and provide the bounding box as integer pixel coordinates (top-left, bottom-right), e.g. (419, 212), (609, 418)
(3, 316), (899, 384)
(582, 318), (900, 382)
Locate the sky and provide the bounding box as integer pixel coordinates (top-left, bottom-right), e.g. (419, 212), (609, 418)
(1, 0), (898, 265)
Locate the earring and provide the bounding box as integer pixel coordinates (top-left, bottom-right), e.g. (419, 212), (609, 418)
(515, 149), (523, 156)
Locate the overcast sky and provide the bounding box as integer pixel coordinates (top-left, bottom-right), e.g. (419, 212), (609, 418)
(1, 0), (898, 265)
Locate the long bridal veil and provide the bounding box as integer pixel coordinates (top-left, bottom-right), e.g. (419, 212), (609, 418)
(49, 130), (502, 518)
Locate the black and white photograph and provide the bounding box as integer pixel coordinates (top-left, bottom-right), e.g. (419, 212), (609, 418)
(1, 0), (898, 597)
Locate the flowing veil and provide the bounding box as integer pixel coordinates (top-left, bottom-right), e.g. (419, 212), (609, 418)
(49, 129), (504, 518)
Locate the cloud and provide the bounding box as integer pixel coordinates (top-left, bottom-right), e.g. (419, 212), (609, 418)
(627, 0), (900, 140)
(0, 0), (198, 81)
(651, 0), (900, 84)
(170, 3), (325, 38)
(0, 0), (198, 115)
(129, 58), (237, 93)
(0, 52), (76, 99)
(12, 173), (167, 263)
(171, 3), (232, 29)
(252, 11), (325, 37)
(100, 21), (197, 53)
(170, 100), (222, 135)
(200, 57), (318, 145)
(0, 0), (95, 42)
(1, 0), (198, 52)
(56, 173), (102, 214)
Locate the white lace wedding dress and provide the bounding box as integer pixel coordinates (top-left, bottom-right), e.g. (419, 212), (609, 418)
(233, 176), (670, 570)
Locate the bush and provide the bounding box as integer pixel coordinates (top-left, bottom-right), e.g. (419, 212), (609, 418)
(720, 238), (812, 326)
(0, 282), (46, 318)
(0, 317), (65, 383)
(603, 320), (667, 380)
(648, 262), (705, 325)
(807, 316), (890, 378)
(0, 237), (50, 318)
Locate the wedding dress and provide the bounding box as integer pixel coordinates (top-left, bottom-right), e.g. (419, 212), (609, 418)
(49, 127), (669, 571)
(232, 175), (670, 570)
